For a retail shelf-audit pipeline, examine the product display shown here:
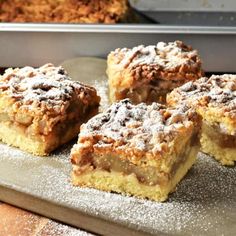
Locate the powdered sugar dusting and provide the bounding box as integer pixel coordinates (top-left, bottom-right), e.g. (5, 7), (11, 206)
(41, 220), (93, 236)
(0, 60), (235, 234)
(92, 78), (109, 112)
(0, 63), (95, 111)
(114, 41), (200, 70)
(79, 99), (195, 154)
(172, 74), (236, 109)
(168, 74), (236, 135)
(0, 142), (235, 235)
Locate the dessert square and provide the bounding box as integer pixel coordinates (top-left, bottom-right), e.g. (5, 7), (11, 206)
(107, 41), (203, 104)
(0, 0), (133, 23)
(167, 74), (236, 166)
(0, 63), (100, 156)
(71, 99), (201, 201)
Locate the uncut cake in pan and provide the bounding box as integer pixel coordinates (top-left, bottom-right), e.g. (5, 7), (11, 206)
(0, 0), (134, 23)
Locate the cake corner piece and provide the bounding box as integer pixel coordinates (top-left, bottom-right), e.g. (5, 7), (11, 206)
(167, 74), (236, 166)
(0, 63), (100, 156)
(71, 99), (201, 201)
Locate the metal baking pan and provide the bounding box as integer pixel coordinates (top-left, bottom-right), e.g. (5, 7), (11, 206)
(130, 0), (236, 26)
(130, 0), (236, 12)
(137, 11), (236, 26)
(0, 56), (236, 236)
(0, 24), (236, 72)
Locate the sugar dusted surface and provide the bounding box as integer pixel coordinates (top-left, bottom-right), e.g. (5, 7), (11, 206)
(80, 99), (194, 154)
(42, 220), (93, 236)
(114, 41), (200, 71)
(0, 142), (236, 235)
(173, 74), (236, 110)
(92, 79), (109, 112)
(0, 63), (95, 113)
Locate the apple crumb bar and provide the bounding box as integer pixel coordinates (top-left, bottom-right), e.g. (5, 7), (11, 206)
(107, 41), (203, 104)
(71, 99), (201, 201)
(168, 74), (236, 166)
(0, 63), (100, 156)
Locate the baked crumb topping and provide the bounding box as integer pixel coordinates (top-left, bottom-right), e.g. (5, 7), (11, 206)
(109, 41), (203, 82)
(0, 63), (98, 115)
(78, 99), (196, 155)
(169, 74), (236, 113)
(167, 74), (236, 135)
(0, 0), (131, 23)
(0, 63), (100, 136)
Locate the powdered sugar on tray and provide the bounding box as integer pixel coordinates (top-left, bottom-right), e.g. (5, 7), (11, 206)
(42, 220), (93, 236)
(0, 59), (235, 235)
(0, 142), (235, 235)
(92, 78), (109, 112)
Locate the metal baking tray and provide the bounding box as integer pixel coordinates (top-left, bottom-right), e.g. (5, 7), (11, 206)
(0, 24), (236, 72)
(130, 0), (236, 26)
(0, 57), (235, 236)
(130, 0), (236, 12)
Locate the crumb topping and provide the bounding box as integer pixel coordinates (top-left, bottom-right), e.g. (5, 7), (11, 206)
(167, 74), (236, 135)
(112, 41), (201, 73)
(0, 0), (131, 23)
(171, 75), (236, 112)
(79, 99), (195, 154)
(0, 63), (99, 115)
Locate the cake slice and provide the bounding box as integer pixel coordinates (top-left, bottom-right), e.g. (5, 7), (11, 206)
(71, 99), (201, 201)
(0, 63), (100, 156)
(107, 41), (203, 104)
(167, 74), (236, 166)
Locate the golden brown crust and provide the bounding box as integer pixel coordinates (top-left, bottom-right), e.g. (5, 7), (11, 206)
(200, 121), (236, 166)
(0, 0), (132, 23)
(71, 99), (200, 169)
(167, 74), (236, 135)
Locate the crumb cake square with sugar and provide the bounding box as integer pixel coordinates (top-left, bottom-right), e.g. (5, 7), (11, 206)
(0, 63), (100, 156)
(0, 0), (133, 23)
(107, 40), (204, 104)
(71, 99), (201, 201)
(167, 74), (236, 166)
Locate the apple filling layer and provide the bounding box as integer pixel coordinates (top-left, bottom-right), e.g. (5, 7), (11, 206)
(201, 122), (236, 165)
(73, 133), (199, 188)
(202, 122), (236, 148)
(116, 79), (185, 104)
(0, 104), (98, 155)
